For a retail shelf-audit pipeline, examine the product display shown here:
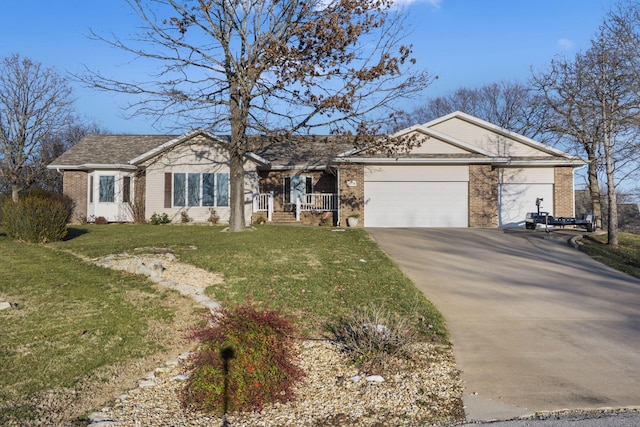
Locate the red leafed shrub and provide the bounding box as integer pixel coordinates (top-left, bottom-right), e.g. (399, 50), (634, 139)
(181, 301), (305, 414)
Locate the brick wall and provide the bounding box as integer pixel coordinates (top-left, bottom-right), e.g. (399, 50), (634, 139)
(63, 171), (88, 223)
(468, 164), (498, 227)
(554, 166), (574, 217)
(338, 163), (364, 227)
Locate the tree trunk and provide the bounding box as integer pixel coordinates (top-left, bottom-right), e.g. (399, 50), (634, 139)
(585, 150), (603, 229)
(11, 184), (20, 202)
(604, 137), (618, 246)
(228, 150), (246, 232)
(228, 80), (247, 232)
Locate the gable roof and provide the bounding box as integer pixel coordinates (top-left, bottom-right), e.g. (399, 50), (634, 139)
(423, 111), (582, 160)
(130, 129), (222, 165)
(48, 112), (585, 171)
(253, 136), (355, 169)
(391, 125), (498, 157)
(340, 111), (584, 166)
(48, 134), (177, 170)
(47, 131), (354, 171)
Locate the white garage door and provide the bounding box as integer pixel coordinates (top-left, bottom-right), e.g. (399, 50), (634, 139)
(364, 165), (469, 227)
(499, 183), (554, 228)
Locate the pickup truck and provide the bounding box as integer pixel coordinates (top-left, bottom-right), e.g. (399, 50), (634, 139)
(525, 212), (597, 232)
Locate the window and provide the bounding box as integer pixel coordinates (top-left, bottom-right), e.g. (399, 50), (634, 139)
(216, 173), (229, 206)
(99, 176), (115, 203)
(173, 173), (186, 206)
(188, 173), (201, 206)
(89, 176), (94, 203)
(203, 173), (215, 206)
(123, 176), (131, 203)
(167, 172), (229, 208)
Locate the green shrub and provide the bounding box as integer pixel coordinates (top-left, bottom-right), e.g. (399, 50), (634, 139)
(150, 212), (171, 225)
(2, 194), (70, 243)
(327, 304), (418, 373)
(181, 301), (305, 414)
(23, 188), (75, 219)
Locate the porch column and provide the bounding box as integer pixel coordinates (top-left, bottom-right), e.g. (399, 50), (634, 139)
(295, 196), (301, 221)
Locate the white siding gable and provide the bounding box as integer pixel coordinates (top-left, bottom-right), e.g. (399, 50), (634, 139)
(430, 117), (553, 157)
(408, 133), (470, 155)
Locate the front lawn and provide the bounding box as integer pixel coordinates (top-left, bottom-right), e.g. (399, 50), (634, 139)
(1, 224), (448, 425)
(51, 224), (447, 337)
(0, 232), (197, 425)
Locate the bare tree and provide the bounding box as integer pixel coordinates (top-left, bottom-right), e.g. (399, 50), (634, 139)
(532, 2), (640, 246)
(401, 81), (550, 141)
(531, 53), (606, 229)
(82, 0), (433, 231)
(0, 54), (75, 201)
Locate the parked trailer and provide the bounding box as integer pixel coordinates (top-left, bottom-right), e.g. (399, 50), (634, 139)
(525, 212), (597, 232)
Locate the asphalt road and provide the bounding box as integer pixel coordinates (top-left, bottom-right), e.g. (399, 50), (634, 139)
(367, 228), (640, 424)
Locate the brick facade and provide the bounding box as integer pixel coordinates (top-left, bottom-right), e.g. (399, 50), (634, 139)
(554, 166), (574, 217)
(468, 164), (498, 227)
(63, 171), (88, 223)
(338, 163), (364, 227)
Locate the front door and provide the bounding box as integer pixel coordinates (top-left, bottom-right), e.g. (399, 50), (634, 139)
(284, 175), (313, 206)
(291, 176), (307, 204)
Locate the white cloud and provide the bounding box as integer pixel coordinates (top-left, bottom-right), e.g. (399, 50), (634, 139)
(558, 38), (575, 50)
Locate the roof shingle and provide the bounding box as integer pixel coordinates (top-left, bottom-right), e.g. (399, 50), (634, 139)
(49, 134), (177, 167)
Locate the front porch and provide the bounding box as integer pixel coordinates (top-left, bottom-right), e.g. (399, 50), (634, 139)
(253, 192), (338, 225)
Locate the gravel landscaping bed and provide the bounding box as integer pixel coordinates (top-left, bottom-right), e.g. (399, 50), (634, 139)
(80, 250), (464, 426)
(90, 339), (464, 427)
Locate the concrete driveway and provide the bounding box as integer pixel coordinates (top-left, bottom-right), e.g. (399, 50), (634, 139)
(367, 228), (640, 422)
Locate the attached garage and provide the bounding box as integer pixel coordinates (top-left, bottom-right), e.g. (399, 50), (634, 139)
(498, 168), (555, 228)
(363, 165), (469, 227)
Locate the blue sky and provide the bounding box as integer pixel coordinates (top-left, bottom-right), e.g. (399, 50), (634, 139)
(1, 0), (615, 134)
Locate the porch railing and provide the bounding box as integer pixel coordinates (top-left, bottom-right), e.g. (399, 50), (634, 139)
(296, 193), (338, 221)
(297, 193), (338, 212)
(254, 192), (337, 222)
(253, 192), (273, 222)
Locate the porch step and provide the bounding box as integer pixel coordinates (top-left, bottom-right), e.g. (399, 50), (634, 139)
(270, 212), (298, 224)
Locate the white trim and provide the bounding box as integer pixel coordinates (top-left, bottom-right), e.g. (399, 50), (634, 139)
(335, 157), (509, 164)
(46, 163), (137, 171)
(260, 165), (332, 170)
(503, 159), (585, 167)
(245, 152), (270, 166)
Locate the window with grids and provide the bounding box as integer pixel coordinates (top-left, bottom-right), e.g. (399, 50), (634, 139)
(166, 172), (229, 207)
